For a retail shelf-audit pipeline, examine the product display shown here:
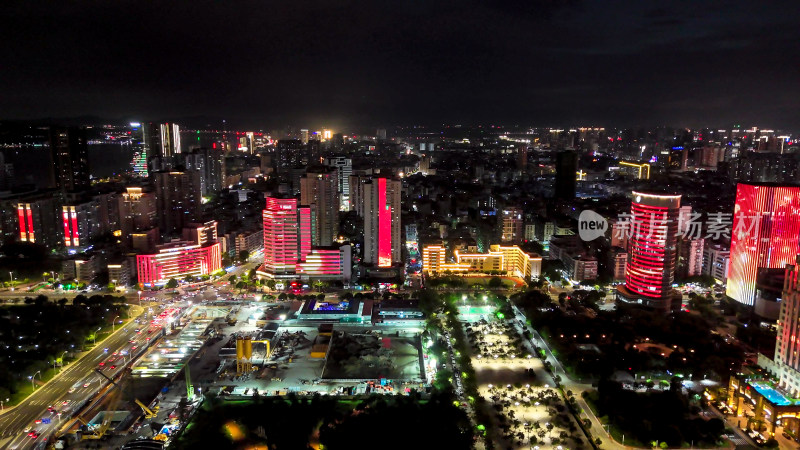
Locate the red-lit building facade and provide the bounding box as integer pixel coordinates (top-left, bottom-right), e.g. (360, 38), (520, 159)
(727, 183), (800, 306)
(361, 177), (401, 268)
(62, 202), (101, 250)
(617, 191), (682, 312)
(137, 241), (222, 286)
(260, 196), (351, 281)
(262, 196), (311, 276)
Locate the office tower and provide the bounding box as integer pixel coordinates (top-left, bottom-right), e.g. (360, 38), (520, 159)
(118, 187), (157, 239)
(261, 196), (350, 280)
(331, 133), (344, 151)
(93, 192), (120, 236)
(677, 238), (704, 278)
(554, 150), (577, 199)
(300, 168), (340, 246)
(16, 197), (60, 249)
(500, 206), (523, 243)
(144, 122), (181, 159)
(300, 129), (309, 145)
(308, 140), (321, 165)
(727, 183), (800, 306)
(610, 248), (627, 281)
(184, 148), (224, 196)
(617, 191), (682, 312)
(153, 170), (202, 236)
(262, 196), (312, 276)
(61, 201), (100, 250)
(376, 128), (387, 141)
(182, 221), (218, 246)
(702, 242), (730, 282)
(246, 132), (255, 155)
(361, 177), (401, 267)
(774, 258), (800, 396)
(516, 145), (528, 170)
(129, 122), (148, 177)
(49, 126), (90, 192)
(275, 139), (307, 175)
(324, 157), (352, 210)
(669, 147), (688, 171)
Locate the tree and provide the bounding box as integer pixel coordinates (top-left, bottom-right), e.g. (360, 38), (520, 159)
(488, 277), (503, 288)
(239, 250), (249, 262)
(166, 278), (179, 289)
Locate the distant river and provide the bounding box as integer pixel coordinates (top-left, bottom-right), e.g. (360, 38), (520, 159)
(2, 143), (136, 188)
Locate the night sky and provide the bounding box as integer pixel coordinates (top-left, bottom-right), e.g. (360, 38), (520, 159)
(3, 1), (799, 129)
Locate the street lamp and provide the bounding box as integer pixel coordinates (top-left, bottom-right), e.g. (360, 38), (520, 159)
(92, 327), (101, 345)
(29, 371), (41, 390)
(138, 290), (142, 305)
(58, 350), (68, 370)
(111, 315), (120, 332)
(8, 271), (13, 291)
(0, 397), (8, 410)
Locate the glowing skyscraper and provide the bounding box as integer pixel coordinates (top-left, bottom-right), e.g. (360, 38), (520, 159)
(727, 183), (800, 306)
(361, 176), (401, 267)
(617, 191), (682, 312)
(262, 196), (311, 276)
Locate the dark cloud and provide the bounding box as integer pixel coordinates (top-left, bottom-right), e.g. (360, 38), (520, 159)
(1, 0), (798, 129)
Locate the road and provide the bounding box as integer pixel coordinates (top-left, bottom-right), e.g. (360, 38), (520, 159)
(0, 304), (152, 450)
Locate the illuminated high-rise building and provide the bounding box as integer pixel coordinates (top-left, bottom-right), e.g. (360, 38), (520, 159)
(773, 257), (800, 396)
(118, 187), (157, 240)
(153, 170), (202, 235)
(62, 202), (100, 250)
(300, 129), (309, 145)
(144, 122), (181, 172)
(617, 191), (682, 312)
(500, 206), (523, 243)
(144, 122), (181, 159)
(184, 147), (224, 196)
(300, 168), (339, 246)
(129, 122), (148, 177)
(260, 196), (350, 280)
(16, 197), (60, 248)
(360, 177), (401, 267)
(262, 196), (312, 276)
(324, 157), (352, 210)
(49, 126), (90, 192)
(727, 183), (800, 306)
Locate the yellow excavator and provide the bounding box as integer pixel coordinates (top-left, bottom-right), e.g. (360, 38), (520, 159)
(135, 398), (160, 419)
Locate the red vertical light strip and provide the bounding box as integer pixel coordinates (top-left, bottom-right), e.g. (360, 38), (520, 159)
(299, 206), (311, 263)
(378, 178), (391, 267)
(71, 209), (79, 247)
(26, 208), (34, 243)
(18, 205), (27, 241)
(62, 209), (71, 246)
